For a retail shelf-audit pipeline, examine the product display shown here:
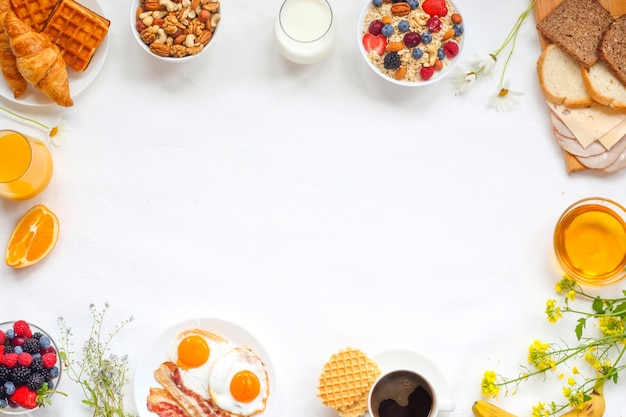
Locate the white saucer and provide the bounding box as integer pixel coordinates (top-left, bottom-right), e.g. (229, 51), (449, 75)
(369, 349), (454, 416)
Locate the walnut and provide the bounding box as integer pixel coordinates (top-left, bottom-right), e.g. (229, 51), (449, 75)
(187, 17), (204, 35)
(139, 26), (158, 44)
(170, 44), (187, 57)
(203, 1), (219, 13)
(186, 45), (203, 55)
(162, 14), (180, 35)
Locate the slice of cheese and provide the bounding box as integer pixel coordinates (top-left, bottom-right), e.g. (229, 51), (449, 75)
(598, 119), (626, 149)
(548, 102), (626, 148)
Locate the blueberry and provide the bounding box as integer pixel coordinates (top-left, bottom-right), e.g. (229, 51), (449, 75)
(437, 47), (445, 60)
(32, 352), (41, 359)
(39, 335), (51, 349)
(381, 24), (394, 37)
(13, 346), (22, 355)
(408, 0), (418, 8)
(372, 0), (382, 6)
(0, 399), (6, 408)
(47, 380), (54, 389)
(453, 24), (464, 37)
(398, 20), (409, 32)
(412, 48), (423, 59)
(4, 382), (15, 395)
(421, 32), (432, 44)
(6, 329), (14, 339)
(49, 366), (59, 379)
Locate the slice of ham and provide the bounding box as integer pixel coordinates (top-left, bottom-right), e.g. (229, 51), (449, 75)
(551, 112), (607, 157)
(148, 362), (232, 417)
(576, 134), (626, 169)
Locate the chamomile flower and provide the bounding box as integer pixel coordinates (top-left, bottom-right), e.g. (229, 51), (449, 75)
(487, 81), (523, 112)
(0, 105), (67, 145)
(451, 67), (477, 94)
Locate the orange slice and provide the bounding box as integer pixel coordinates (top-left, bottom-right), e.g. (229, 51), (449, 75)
(5, 204), (59, 268)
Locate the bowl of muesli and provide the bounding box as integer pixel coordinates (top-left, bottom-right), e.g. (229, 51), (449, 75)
(358, 0), (465, 86)
(131, 0), (221, 62)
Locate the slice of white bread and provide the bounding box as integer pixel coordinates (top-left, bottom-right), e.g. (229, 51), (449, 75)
(537, 43), (595, 108)
(583, 60), (626, 111)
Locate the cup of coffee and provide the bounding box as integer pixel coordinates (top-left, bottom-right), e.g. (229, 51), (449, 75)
(368, 370), (454, 417)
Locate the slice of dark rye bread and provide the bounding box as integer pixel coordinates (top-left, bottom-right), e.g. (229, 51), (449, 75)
(536, 0), (613, 68)
(600, 15), (626, 86)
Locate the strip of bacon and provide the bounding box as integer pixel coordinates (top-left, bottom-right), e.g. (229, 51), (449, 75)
(152, 362), (231, 417)
(147, 387), (188, 417)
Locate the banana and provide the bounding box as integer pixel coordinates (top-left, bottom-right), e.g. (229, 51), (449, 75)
(471, 400), (518, 417)
(559, 378), (605, 417)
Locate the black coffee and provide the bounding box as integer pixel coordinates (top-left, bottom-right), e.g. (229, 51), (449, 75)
(377, 386), (432, 417)
(370, 371), (434, 417)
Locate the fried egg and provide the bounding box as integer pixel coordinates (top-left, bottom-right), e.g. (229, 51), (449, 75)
(166, 329), (233, 399)
(208, 347), (269, 416)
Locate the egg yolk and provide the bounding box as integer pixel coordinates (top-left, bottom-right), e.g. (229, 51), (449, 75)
(230, 370), (261, 402)
(177, 335), (209, 369)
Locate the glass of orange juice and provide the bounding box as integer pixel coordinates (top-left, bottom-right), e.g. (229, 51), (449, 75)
(554, 197), (626, 286)
(0, 130), (53, 201)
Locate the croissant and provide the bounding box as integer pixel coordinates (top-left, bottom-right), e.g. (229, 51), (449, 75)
(4, 10), (72, 106)
(0, 0), (25, 97)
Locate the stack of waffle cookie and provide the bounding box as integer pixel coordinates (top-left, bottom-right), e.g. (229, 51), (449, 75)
(11, 0), (109, 71)
(317, 348), (381, 417)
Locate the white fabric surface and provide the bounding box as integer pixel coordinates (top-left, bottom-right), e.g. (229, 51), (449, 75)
(2, 0), (626, 416)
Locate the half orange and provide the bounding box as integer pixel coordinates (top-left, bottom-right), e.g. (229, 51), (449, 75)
(5, 204), (59, 268)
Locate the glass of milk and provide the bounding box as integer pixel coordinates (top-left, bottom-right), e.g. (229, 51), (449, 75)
(274, 0), (338, 64)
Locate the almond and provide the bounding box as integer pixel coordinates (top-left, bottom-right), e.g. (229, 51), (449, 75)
(386, 41), (404, 52)
(395, 67), (407, 80)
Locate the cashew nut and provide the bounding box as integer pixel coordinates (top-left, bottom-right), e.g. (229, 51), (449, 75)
(159, 0), (179, 12)
(155, 27), (167, 43)
(209, 13), (220, 29)
(142, 14), (154, 26)
(184, 33), (196, 47)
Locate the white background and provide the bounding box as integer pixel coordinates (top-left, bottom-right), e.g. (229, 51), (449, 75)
(2, 0), (626, 416)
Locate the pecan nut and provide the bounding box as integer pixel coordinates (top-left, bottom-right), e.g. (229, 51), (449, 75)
(391, 2), (410, 16)
(150, 42), (171, 56)
(196, 30), (212, 45)
(144, 0), (165, 11)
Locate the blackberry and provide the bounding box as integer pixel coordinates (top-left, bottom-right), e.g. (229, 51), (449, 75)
(22, 338), (40, 354)
(31, 332), (43, 340)
(0, 386), (6, 400)
(26, 373), (45, 391)
(30, 357), (45, 374)
(0, 366), (9, 384)
(10, 366), (30, 385)
(2, 345), (14, 354)
(383, 52), (401, 70)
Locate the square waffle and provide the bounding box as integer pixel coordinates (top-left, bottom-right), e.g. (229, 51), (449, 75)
(42, 0), (109, 72)
(10, 0), (58, 32)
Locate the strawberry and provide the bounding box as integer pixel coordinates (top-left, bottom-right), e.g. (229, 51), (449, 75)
(420, 66), (435, 80)
(362, 33), (387, 56)
(0, 330), (5, 345)
(2, 352), (18, 368)
(13, 320), (32, 338)
(42, 352), (57, 369)
(10, 386), (38, 409)
(422, 0), (448, 17)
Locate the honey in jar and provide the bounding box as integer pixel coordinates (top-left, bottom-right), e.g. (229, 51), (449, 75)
(554, 198), (626, 286)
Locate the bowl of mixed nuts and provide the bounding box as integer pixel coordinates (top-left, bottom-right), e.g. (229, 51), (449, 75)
(131, 0), (221, 61)
(358, 0), (465, 86)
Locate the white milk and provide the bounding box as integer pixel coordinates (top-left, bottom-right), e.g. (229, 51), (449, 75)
(274, 0), (338, 64)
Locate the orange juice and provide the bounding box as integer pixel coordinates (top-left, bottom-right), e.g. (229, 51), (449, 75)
(554, 198), (626, 286)
(0, 130), (53, 200)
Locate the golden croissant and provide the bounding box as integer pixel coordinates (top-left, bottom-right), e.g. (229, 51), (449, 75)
(0, 0), (25, 97)
(4, 10), (72, 106)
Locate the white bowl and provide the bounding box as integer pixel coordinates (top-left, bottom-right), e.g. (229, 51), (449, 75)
(130, 0), (222, 62)
(0, 321), (62, 415)
(357, 0), (465, 86)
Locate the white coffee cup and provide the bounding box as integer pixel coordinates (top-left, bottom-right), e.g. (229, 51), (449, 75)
(368, 369), (454, 417)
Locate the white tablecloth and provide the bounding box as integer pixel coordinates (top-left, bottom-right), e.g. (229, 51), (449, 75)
(3, 0), (626, 416)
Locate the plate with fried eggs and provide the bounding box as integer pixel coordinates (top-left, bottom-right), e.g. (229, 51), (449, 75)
(133, 317), (277, 417)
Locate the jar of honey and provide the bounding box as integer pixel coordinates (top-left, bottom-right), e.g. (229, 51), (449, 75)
(554, 197), (626, 286)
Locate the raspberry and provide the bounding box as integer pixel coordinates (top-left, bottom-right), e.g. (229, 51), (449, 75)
(420, 65), (435, 80)
(13, 321), (32, 338)
(17, 353), (32, 367)
(443, 41), (459, 58)
(421, 0), (447, 17)
(0, 331), (5, 346)
(41, 353), (56, 369)
(1, 354), (17, 369)
(426, 16), (441, 32)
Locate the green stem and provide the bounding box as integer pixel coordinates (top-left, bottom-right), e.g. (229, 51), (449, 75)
(0, 106), (49, 130)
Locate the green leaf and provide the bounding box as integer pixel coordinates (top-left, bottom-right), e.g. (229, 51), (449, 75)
(592, 297), (605, 314)
(614, 301), (626, 317)
(575, 318), (586, 340)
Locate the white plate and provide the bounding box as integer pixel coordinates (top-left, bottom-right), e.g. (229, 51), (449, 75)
(369, 349), (454, 416)
(0, 0), (109, 107)
(133, 317), (277, 417)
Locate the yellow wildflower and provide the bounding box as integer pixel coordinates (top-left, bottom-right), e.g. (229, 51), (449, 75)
(532, 402), (550, 417)
(599, 317), (625, 337)
(481, 370), (500, 398)
(572, 366), (579, 374)
(566, 290), (575, 301)
(545, 299), (562, 323)
(567, 377), (576, 386)
(528, 340), (556, 371)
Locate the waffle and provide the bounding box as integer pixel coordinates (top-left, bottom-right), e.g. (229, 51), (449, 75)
(317, 348), (380, 415)
(10, 0), (57, 31)
(42, 0), (109, 72)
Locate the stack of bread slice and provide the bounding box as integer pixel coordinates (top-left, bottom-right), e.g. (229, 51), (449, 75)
(535, 0), (626, 173)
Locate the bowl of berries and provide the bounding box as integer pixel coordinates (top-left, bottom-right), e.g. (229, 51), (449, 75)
(0, 321), (63, 414)
(358, 0), (465, 86)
